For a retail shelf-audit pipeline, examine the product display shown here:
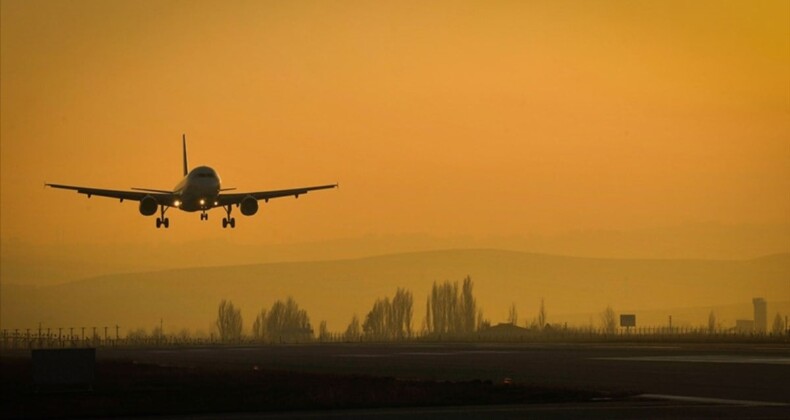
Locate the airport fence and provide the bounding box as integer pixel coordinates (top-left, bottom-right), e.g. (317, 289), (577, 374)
(2, 325), (788, 351)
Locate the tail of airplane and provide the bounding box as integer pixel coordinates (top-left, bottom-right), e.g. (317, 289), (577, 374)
(182, 134), (188, 177)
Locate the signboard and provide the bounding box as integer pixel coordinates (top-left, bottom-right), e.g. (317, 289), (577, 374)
(620, 314), (636, 327)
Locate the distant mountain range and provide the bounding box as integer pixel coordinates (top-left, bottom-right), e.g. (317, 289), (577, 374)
(3, 223), (789, 286)
(2, 249), (788, 335)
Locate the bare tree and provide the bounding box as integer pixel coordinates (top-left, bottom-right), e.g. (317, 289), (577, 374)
(151, 325), (164, 344)
(344, 314), (361, 341)
(258, 297), (312, 342)
(707, 311), (716, 334)
(252, 308), (267, 339)
(360, 288), (414, 341)
(508, 303), (518, 326)
(392, 288), (414, 339)
(126, 328), (147, 343)
(319, 321), (329, 342)
(459, 276), (477, 333)
(537, 298), (546, 330)
(363, 297), (391, 340)
(600, 305), (616, 335)
(425, 277), (480, 335)
(176, 328), (191, 342)
(476, 308), (489, 331)
(216, 299), (243, 342)
(772, 313), (786, 336)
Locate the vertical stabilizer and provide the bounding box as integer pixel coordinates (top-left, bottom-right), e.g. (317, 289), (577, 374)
(182, 134), (188, 177)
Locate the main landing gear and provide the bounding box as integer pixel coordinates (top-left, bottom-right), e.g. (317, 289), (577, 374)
(222, 205), (236, 229)
(156, 205), (170, 229)
(200, 211), (208, 221)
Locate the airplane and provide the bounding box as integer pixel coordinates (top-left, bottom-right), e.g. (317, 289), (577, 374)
(45, 135), (337, 229)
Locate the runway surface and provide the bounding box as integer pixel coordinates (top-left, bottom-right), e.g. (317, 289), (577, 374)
(100, 341), (790, 417)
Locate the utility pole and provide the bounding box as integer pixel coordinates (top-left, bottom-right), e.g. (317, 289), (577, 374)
(669, 315), (672, 334)
(116, 325), (119, 340)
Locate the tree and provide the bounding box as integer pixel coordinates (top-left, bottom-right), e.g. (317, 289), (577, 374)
(363, 297), (391, 340)
(256, 297), (312, 342)
(126, 328), (147, 343)
(772, 313), (786, 336)
(476, 308), (489, 331)
(216, 299), (243, 342)
(459, 276), (477, 333)
(252, 308), (267, 339)
(537, 298), (546, 331)
(360, 288), (413, 341)
(151, 325), (164, 342)
(344, 314), (361, 341)
(707, 311), (716, 334)
(391, 288), (414, 339)
(176, 328), (191, 342)
(425, 276), (480, 335)
(508, 303), (518, 326)
(600, 305), (616, 335)
(319, 321), (329, 342)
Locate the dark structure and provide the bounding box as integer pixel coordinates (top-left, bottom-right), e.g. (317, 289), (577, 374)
(753, 297), (767, 334)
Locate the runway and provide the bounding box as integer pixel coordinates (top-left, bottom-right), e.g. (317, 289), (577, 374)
(102, 342), (790, 406)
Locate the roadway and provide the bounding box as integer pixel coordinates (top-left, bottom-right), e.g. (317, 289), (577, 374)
(99, 341), (789, 418)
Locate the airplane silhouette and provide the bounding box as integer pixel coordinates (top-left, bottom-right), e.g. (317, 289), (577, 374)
(46, 135), (337, 228)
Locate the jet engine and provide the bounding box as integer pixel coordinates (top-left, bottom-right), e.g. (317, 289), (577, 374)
(240, 195), (258, 216)
(139, 195), (158, 216)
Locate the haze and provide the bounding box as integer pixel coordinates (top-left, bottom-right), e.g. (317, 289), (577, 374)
(1, 1), (788, 330)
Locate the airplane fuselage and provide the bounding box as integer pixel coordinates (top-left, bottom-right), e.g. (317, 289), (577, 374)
(173, 166), (221, 212)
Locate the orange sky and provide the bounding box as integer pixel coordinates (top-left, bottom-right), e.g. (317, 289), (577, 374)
(2, 0), (789, 248)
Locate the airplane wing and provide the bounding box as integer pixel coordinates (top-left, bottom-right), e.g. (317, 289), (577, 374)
(217, 184), (337, 206)
(45, 183), (174, 202)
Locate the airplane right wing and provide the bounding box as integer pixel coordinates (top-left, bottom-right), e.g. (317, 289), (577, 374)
(217, 184), (338, 206)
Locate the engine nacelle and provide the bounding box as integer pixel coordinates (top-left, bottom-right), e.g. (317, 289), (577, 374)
(139, 195), (158, 216)
(240, 195), (258, 216)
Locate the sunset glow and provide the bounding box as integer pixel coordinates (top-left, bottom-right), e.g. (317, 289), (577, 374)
(1, 1), (788, 333)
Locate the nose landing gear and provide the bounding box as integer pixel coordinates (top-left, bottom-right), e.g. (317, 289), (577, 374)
(200, 212), (208, 221)
(222, 205), (236, 229)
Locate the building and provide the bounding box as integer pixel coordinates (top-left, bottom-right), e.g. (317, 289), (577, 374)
(753, 297), (767, 334)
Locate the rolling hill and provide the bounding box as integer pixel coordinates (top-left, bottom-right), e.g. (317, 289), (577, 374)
(2, 250), (788, 335)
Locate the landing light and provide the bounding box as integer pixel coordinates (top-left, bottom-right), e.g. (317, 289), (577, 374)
(199, 199), (206, 206)
(214, 201), (218, 206)
(174, 200), (181, 207)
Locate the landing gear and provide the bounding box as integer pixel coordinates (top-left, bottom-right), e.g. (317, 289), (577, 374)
(200, 212), (208, 221)
(222, 205), (236, 229)
(156, 205), (170, 229)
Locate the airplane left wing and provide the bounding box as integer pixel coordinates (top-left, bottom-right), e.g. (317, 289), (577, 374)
(45, 183), (173, 202)
(217, 184), (337, 206)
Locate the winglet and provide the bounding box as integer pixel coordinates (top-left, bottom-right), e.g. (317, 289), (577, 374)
(182, 134), (188, 177)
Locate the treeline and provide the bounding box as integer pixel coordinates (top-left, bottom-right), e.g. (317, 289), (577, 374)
(208, 276), (790, 343)
(213, 276), (490, 343)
